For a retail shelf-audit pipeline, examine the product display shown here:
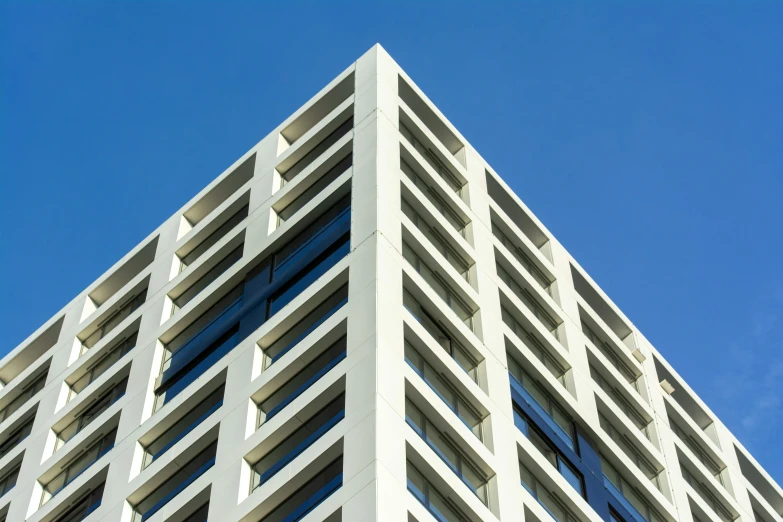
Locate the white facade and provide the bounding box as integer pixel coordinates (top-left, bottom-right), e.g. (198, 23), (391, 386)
(0, 44), (780, 522)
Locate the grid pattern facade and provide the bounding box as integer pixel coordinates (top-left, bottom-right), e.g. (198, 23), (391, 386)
(0, 44), (780, 522)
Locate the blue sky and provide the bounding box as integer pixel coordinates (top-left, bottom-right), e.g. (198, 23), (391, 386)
(2, 3), (781, 482)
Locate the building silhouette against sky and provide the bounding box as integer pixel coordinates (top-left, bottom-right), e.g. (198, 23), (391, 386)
(0, 44), (780, 522)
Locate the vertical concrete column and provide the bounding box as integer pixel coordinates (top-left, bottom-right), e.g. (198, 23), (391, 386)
(206, 135), (279, 520)
(46, 301), (86, 386)
(339, 44), (409, 521)
(243, 136), (278, 261)
(548, 241), (601, 427)
(464, 148), (523, 521)
(637, 337), (693, 521)
(715, 425), (755, 521)
(121, 216), (179, 438)
(208, 341), (256, 520)
(13, 382), (61, 521)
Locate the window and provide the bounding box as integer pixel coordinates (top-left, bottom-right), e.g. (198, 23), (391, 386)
(405, 341), (483, 439)
(173, 244), (243, 312)
(69, 333), (136, 399)
(261, 285), (347, 369)
(599, 413), (662, 491)
(406, 399), (489, 504)
(515, 409), (584, 497)
(492, 221), (552, 293)
(56, 378), (127, 449)
(181, 503), (209, 522)
(281, 116), (353, 184)
(252, 395), (344, 489)
(42, 429), (116, 505)
(403, 289), (479, 382)
(0, 464), (19, 497)
(133, 442), (217, 522)
(681, 466), (736, 522)
(402, 198), (470, 278)
(257, 456), (343, 522)
(498, 265), (559, 338)
(278, 154), (351, 223)
(258, 337), (346, 424)
(601, 455), (665, 522)
(53, 482), (104, 522)
(401, 158), (466, 234)
(508, 357), (573, 448)
(155, 195), (351, 408)
(583, 321), (641, 394)
(143, 385), (224, 467)
(519, 462), (582, 522)
(180, 203), (248, 271)
(400, 122), (463, 195)
(503, 309), (566, 385)
(591, 366), (651, 441)
(407, 462), (470, 522)
(403, 242), (474, 330)
(82, 290), (146, 350)
(669, 417), (724, 483)
(0, 415), (35, 458)
(0, 369), (47, 422)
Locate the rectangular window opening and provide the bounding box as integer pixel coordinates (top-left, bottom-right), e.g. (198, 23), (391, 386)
(144, 385), (224, 468)
(402, 196), (472, 280)
(252, 394), (345, 489)
(258, 336), (346, 425)
(155, 195), (351, 408)
(406, 398), (490, 505)
(405, 340), (484, 440)
(41, 428), (117, 505)
(178, 199), (249, 271)
(403, 289), (479, 383)
(133, 441), (217, 522)
(56, 378), (127, 450)
(398, 76), (466, 166)
(407, 461), (471, 522)
(183, 154), (255, 227)
(261, 285), (348, 370)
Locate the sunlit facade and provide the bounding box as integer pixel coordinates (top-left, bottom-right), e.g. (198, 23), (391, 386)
(1, 44), (780, 522)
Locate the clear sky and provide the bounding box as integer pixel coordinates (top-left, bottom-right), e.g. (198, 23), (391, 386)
(2, 3), (781, 483)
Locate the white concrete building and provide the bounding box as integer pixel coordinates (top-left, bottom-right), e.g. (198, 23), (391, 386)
(0, 44), (780, 522)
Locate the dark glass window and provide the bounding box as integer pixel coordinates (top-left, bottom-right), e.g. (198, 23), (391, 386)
(144, 385), (224, 467)
(278, 154), (351, 222)
(174, 244), (244, 310)
(70, 332), (136, 398)
(82, 290), (146, 349)
(515, 408), (584, 497)
(252, 395), (344, 489)
(181, 503), (209, 522)
(181, 203), (248, 269)
(0, 370), (47, 422)
(53, 482), (104, 522)
(262, 285), (348, 369)
(42, 429), (116, 504)
(407, 462), (469, 522)
(281, 116), (353, 183)
(0, 415), (35, 458)
(508, 362), (573, 448)
(258, 337), (346, 423)
(57, 378), (127, 448)
(257, 457), (342, 522)
(155, 195), (351, 408)
(404, 341), (483, 439)
(134, 442), (217, 522)
(0, 464), (19, 497)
